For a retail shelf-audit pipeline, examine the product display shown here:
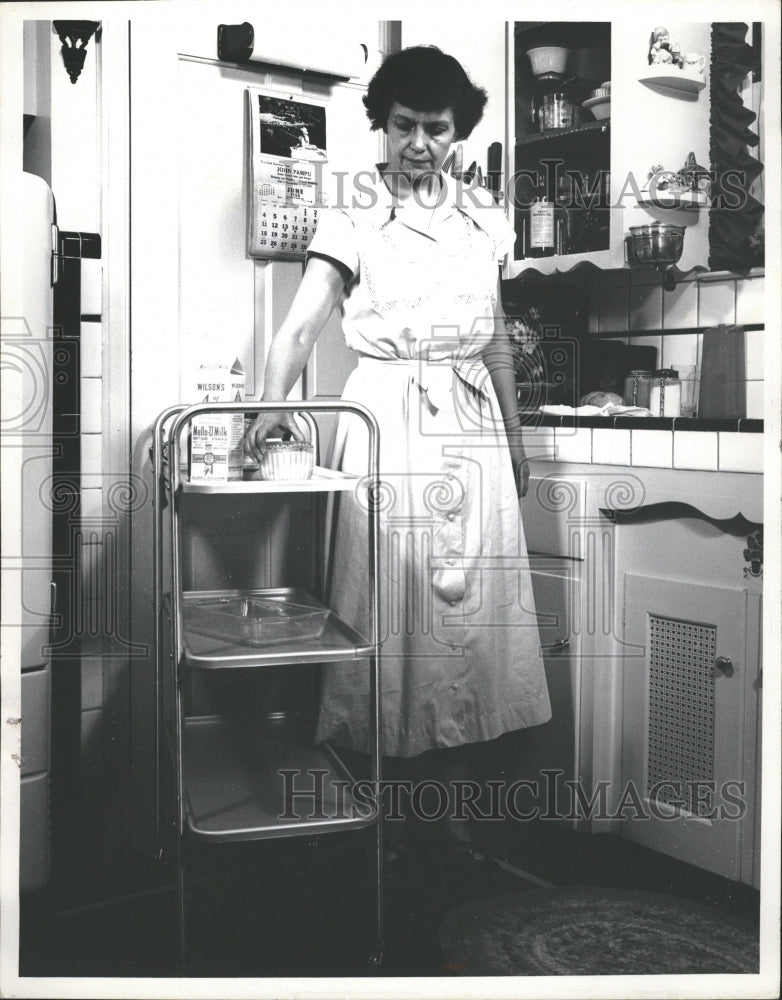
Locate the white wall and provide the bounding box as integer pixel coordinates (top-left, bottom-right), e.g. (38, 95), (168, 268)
(400, 20), (507, 180)
(611, 21), (712, 273)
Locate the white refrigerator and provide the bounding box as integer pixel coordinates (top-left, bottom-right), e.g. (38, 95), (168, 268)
(13, 170), (55, 891)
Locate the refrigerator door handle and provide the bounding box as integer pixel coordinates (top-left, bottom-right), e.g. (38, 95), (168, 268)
(51, 223), (59, 286)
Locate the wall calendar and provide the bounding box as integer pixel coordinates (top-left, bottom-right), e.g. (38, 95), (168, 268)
(247, 88), (328, 261)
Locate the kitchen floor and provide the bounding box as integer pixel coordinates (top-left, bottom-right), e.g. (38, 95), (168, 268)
(19, 818), (760, 979)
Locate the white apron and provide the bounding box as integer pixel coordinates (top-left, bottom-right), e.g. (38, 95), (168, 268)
(309, 169), (552, 756)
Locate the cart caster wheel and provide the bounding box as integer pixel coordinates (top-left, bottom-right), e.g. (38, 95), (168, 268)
(367, 951), (383, 974)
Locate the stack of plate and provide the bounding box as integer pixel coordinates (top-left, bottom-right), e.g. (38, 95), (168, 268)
(583, 82), (611, 121)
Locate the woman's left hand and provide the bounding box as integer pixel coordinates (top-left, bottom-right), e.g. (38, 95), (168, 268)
(509, 438), (530, 499)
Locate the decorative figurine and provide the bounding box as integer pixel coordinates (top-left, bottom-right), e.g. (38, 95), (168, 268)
(647, 164), (689, 195)
(643, 153), (711, 205)
(681, 152), (711, 195)
(648, 26), (685, 68)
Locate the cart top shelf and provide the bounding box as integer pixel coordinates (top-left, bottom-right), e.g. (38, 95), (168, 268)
(179, 467), (361, 494)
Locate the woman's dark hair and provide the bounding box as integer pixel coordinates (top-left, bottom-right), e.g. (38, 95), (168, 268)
(363, 46), (487, 140)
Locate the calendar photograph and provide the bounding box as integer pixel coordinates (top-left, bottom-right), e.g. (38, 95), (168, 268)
(247, 89), (328, 260)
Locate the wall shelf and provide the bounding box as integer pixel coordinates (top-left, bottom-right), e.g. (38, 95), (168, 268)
(638, 67), (707, 95)
(516, 120), (609, 148)
(635, 191), (708, 212)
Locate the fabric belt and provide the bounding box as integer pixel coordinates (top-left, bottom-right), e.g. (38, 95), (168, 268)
(356, 354), (488, 415)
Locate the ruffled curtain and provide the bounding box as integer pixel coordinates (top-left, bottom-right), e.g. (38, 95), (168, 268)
(709, 23), (764, 272)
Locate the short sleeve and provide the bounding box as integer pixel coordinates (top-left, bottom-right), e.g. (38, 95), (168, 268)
(462, 186), (516, 262)
(306, 208), (359, 277)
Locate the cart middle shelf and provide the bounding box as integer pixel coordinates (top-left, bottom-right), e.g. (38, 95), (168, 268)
(177, 587), (374, 669)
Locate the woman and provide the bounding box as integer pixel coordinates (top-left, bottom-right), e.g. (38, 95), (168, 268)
(244, 46), (551, 851)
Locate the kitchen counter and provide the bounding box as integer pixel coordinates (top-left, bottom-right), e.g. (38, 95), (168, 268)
(527, 414), (763, 433)
(520, 418), (765, 475)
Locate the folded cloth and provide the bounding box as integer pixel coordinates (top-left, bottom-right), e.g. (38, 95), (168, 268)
(540, 404), (653, 417)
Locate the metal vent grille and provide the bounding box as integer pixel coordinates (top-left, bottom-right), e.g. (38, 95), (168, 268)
(646, 614), (716, 817)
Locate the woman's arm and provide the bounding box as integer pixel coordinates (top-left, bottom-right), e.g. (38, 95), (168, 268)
(481, 274), (529, 498)
(244, 256), (346, 462)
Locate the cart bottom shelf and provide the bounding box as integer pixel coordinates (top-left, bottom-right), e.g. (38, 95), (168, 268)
(183, 714), (377, 842)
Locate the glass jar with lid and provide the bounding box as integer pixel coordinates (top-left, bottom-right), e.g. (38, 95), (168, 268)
(648, 368), (682, 417)
(623, 370), (653, 408)
(541, 89), (577, 130)
(530, 73), (564, 132)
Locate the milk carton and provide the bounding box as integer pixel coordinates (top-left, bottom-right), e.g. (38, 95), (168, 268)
(189, 418), (229, 481)
(189, 359), (246, 481)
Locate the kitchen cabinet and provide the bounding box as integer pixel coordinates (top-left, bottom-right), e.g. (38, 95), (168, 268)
(523, 460), (762, 886)
(507, 21), (712, 277)
(510, 22), (614, 273)
(153, 401), (383, 970)
(620, 574), (761, 886)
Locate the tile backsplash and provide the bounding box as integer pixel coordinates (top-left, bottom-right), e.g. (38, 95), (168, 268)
(587, 271), (765, 419)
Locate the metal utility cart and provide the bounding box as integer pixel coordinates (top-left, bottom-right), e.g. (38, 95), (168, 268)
(152, 401), (383, 972)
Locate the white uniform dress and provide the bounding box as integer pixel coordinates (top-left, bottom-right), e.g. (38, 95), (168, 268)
(310, 167), (551, 758)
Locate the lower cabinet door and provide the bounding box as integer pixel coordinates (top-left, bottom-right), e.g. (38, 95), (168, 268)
(526, 561), (580, 808)
(620, 573), (753, 881)
(20, 772), (49, 892)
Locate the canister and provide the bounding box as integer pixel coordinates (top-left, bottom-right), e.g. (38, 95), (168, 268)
(623, 369), (653, 408)
(541, 90), (576, 130)
(530, 73), (563, 132)
(648, 368), (682, 417)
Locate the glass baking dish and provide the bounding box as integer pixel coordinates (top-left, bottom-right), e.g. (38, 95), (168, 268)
(183, 593), (330, 646)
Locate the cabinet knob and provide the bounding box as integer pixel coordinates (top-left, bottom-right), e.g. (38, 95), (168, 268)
(715, 656), (734, 677)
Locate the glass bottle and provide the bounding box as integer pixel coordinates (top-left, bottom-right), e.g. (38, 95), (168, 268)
(528, 196), (557, 258)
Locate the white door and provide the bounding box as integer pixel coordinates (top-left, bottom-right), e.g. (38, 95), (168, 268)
(128, 10), (383, 848)
(620, 573), (750, 880)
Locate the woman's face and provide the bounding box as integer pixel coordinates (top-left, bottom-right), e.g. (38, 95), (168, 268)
(385, 102), (456, 182)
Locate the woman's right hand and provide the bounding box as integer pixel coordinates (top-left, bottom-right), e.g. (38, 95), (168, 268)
(242, 409), (307, 464)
